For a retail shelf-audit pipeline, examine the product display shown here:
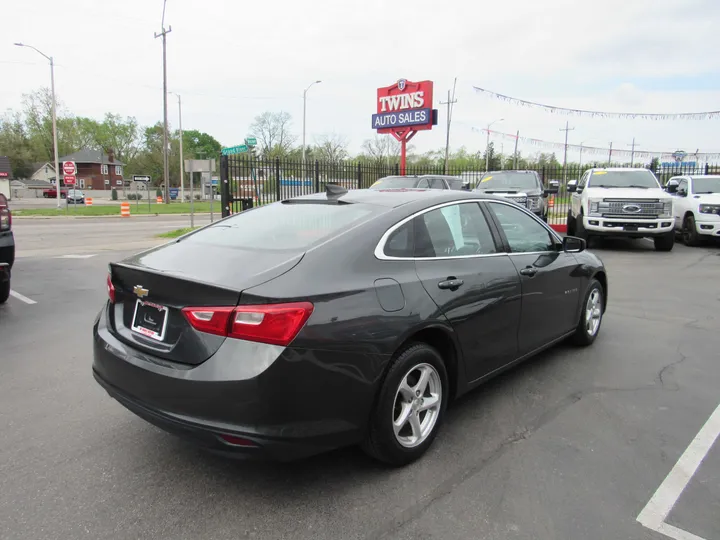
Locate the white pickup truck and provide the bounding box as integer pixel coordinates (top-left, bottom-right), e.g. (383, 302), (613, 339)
(665, 174), (720, 246)
(566, 168), (675, 251)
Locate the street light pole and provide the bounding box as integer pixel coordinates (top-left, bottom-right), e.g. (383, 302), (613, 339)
(302, 80), (322, 171)
(15, 43), (61, 209)
(155, 0), (172, 203)
(171, 92), (184, 202)
(485, 118), (504, 172)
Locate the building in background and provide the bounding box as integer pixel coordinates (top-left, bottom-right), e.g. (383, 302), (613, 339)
(57, 150), (125, 190)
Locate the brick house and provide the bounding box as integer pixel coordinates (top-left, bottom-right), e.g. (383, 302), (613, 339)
(57, 149), (125, 190)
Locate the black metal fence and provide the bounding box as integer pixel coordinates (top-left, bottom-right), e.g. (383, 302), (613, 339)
(219, 155), (717, 226)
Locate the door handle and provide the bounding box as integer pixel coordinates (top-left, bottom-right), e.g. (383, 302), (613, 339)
(519, 266), (538, 277)
(438, 277), (464, 290)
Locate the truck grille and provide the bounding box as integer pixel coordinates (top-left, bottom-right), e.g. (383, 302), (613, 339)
(506, 196), (528, 207)
(602, 199), (664, 218)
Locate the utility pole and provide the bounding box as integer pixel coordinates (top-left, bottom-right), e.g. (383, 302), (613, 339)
(155, 0), (172, 204)
(513, 130), (519, 169)
(627, 137), (639, 166)
(485, 118), (504, 172)
(440, 77), (458, 174)
(559, 121), (575, 182)
(608, 142), (613, 167)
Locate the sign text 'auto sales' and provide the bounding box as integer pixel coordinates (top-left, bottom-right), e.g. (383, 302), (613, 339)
(372, 79), (435, 133)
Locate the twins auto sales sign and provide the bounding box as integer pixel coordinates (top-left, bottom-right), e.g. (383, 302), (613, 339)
(372, 79), (435, 134)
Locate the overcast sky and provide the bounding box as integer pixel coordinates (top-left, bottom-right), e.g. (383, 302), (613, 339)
(3, 0), (720, 163)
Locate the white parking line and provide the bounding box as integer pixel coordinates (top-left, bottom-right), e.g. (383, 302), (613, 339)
(9, 290), (37, 305)
(55, 254), (97, 259)
(637, 402), (720, 540)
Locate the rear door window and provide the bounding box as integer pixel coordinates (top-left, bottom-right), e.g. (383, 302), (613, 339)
(185, 202), (382, 251)
(415, 202), (498, 257)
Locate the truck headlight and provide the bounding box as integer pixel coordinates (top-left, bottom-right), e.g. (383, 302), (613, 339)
(699, 204), (720, 215)
(588, 199), (609, 216)
(660, 201), (673, 218)
(528, 196), (542, 210)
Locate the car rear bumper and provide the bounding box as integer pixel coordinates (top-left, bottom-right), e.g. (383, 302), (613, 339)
(583, 216), (674, 236)
(92, 305), (381, 461)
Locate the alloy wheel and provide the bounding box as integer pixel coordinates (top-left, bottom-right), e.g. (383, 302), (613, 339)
(392, 363), (442, 448)
(586, 288), (603, 336)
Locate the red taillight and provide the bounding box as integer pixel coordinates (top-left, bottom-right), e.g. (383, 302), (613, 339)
(218, 434), (258, 447)
(182, 302), (314, 346)
(181, 306), (234, 336)
(107, 273), (116, 303)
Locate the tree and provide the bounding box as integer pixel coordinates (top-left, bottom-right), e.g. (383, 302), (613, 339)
(483, 142), (502, 171)
(249, 111), (296, 157)
(313, 133), (349, 162)
(360, 135), (404, 166)
(0, 110), (34, 178)
(182, 129), (222, 160)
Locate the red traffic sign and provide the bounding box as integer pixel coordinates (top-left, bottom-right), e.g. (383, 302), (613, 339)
(63, 161), (77, 175)
(63, 175), (76, 186)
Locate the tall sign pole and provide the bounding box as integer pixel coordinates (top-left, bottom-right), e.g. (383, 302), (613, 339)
(372, 79), (438, 175)
(559, 121), (575, 183)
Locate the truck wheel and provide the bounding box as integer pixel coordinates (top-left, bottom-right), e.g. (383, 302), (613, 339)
(654, 231), (675, 252)
(575, 213), (588, 241)
(683, 215), (701, 247)
(0, 278), (10, 304)
(566, 211), (576, 236)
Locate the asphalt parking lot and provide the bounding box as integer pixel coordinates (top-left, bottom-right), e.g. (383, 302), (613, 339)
(1, 222), (719, 540)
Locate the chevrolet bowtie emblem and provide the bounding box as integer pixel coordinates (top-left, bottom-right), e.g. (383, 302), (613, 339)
(133, 285), (149, 298)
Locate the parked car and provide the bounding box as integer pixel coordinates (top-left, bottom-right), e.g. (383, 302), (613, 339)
(93, 187), (607, 466)
(369, 175), (467, 191)
(472, 170), (559, 222)
(42, 187), (68, 198)
(0, 194), (14, 304)
(665, 175), (720, 245)
(66, 189), (85, 205)
(566, 168), (675, 251)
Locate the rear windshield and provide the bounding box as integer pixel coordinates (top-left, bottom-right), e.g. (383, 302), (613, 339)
(183, 201), (382, 251)
(475, 172), (539, 190)
(370, 177), (420, 189)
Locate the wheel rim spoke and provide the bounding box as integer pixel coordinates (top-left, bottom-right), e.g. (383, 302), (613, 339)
(418, 393), (440, 412)
(408, 412), (423, 441)
(415, 366), (432, 395)
(393, 402), (413, 435)
(585, 289), (602, 336)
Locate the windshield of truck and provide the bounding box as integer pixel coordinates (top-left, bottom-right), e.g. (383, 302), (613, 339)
(588, 170), (660, 189)
(692, 176), (720, 194)
(474, 171), (539, 191)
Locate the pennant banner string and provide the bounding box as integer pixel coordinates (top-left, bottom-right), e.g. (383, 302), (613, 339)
(471, 127), (720, 160)
(472, 86), (720, 120)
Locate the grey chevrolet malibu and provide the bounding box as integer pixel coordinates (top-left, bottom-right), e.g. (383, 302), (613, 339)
(93, 186), (608, 466)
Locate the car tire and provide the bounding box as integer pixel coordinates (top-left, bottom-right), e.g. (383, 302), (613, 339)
(653, 231), (675, 252)
(682, 214), (701, 247)
(566, 211), (576, 236)
(0, 277), (10, 305)
(362, 342), (449, 467)
(571, 279), (604, 347)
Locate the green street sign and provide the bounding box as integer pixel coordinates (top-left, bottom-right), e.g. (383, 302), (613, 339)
(245, 137), (257, 146)
(221, 144), (249, 156)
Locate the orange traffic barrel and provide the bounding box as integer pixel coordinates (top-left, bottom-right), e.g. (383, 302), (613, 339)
(548, 195), (555, 208)
(156, 196), (163, 204)
(120, 201), (130, 217)
(85, 197), (93, 206)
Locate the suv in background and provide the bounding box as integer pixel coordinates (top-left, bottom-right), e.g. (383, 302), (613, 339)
(66, 189), (85, 205)
(369, 175), (467, 191)
(567, 168), (675, 251)
(665, 175), (720, 245)
(472, 170), (559, 222)
(0, 194), (14, 304)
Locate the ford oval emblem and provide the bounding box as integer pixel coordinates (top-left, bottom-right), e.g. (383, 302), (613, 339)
(397, 79), (407, 91)
(622, 204), (642, 213)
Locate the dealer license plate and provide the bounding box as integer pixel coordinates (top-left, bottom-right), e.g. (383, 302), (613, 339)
(131, 299), (169, 341)
(624, 224), (639, 232)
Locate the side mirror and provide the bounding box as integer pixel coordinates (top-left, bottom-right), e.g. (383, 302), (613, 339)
(665, 180), (679, 194)
(563, 236), (586, 253)
(544, 181), (560, 196)
(677, 188), (687, 197)
(567, 180), (578, 193)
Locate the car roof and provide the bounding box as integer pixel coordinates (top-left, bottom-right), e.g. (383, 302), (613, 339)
(285, 187), (506, 208)
(483, 170), (538, 174)
(587, 167), (653, 172)
(379, 174), (461, 179)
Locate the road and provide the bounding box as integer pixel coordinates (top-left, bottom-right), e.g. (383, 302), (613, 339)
(12, 215), (212, 258)
(1, 221), (719, 540)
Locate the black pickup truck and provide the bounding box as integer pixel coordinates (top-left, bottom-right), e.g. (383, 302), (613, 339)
(0, 194), (14, 304)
